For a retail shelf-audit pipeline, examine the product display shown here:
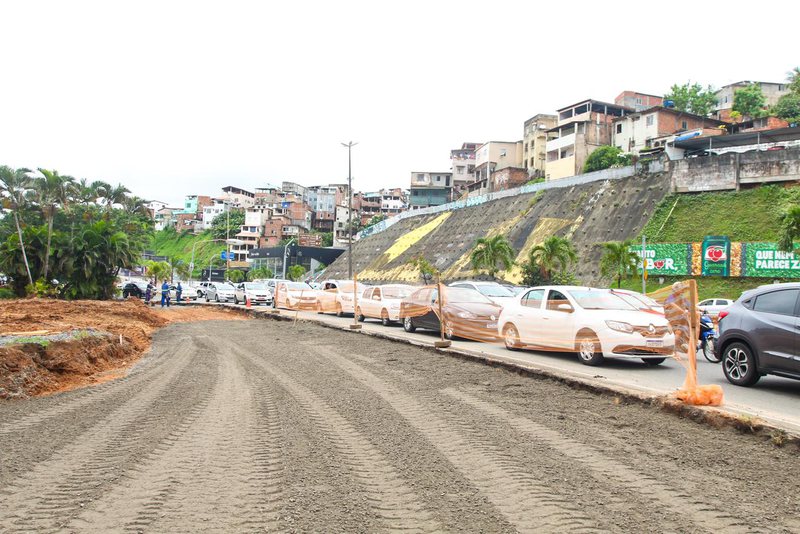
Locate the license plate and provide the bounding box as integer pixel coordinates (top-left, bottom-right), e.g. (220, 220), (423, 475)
(487, 322), (497, 329)
(646, 339), (663, 347)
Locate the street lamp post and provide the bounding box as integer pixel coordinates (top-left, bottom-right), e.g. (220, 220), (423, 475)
(281, 238), (296, 280)
(341, 141), (358, 278)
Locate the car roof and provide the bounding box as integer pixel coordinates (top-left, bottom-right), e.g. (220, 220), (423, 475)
(450, 281), (503, 286)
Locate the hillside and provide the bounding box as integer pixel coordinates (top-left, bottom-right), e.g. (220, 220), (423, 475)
(150, 229), (226, 276)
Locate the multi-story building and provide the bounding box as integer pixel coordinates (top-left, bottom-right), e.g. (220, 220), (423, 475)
(146, 200), (168, 218)
(468, 141), (524, 194)
(545, 99), (632, 181)
(714, 81), (789, 121)
(409, 171), (453, 209)
(613, 106), (726, 155)
(492, 167), (530, 191)
(450, 142), (480, 197)
(614, 91), (663, 112)
(220, 185), (255, 209)
(363, 188), (407, 217)
(281, 181), (308, 201)
(201, 199), (228, 230)
(522, 115), (557, 178)
(334, 204), (353, 246)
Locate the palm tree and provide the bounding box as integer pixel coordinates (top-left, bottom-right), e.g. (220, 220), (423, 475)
(167, 257), (190, 283)
(103, 183), (131, 213)
(778, 205), (800, 252)
(0, 166), (35, 285)
(599, 240), (639, 288)
(123, 195), (149, 216)
(74, 178), (100, 205)
(529, 236), (578, 280)
(146, 260), (171, 285)
(34, 168), (75, 280)
(470, 235), (515, 277)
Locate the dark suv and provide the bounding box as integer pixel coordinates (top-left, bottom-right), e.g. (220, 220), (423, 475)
(716, 283), (800, 386)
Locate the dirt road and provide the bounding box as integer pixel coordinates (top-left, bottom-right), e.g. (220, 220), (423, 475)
(1, 318), (799, 532)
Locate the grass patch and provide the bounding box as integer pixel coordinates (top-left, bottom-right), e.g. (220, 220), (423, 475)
(149, 229), (227, 277)
(642, 184), (800, 243)
(0, 288), (15, 299)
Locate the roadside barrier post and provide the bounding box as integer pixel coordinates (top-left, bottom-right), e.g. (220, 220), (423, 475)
(350, 273), (362, 330)
(434, 273), (451, 348)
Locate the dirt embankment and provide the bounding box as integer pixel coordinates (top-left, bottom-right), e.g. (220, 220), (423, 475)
(0, 299), (244, 399)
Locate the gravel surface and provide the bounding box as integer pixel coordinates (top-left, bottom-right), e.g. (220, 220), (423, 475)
(1, 318), (799, 532)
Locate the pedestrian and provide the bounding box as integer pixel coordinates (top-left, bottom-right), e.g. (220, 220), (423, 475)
(176, 282), (183, 304)
(161, 279), (170, 308)
(144, 283), (153, 306)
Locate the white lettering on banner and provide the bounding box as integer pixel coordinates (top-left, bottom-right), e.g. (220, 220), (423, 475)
(755, 259), (800, 270)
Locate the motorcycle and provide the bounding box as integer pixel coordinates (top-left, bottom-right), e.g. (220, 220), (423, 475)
(698, 311), (720, 362)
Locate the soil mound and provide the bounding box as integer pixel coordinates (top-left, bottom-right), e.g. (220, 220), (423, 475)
(0, 299), (245, 398)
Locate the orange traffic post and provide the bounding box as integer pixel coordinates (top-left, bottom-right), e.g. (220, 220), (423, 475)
(434, 273), (451, 348)
(350, 273), (362, 330)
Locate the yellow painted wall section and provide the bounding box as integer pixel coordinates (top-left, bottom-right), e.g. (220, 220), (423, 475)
(358, 212), (452, 280)
(503, 217), (575, 284)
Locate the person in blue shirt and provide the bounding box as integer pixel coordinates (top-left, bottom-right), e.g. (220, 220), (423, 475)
(161, 280), (170, 308)
(176, 282), (183, 304)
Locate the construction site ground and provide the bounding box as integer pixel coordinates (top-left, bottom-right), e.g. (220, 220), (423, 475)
(1, 314), (799, 532)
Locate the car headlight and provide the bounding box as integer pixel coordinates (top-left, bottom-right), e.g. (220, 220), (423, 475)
(389, 302), (400, 309)
(606, 320), (634, 333)
(457, 311), (477, 319)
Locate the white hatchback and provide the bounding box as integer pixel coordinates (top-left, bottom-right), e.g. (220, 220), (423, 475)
(498, 286), (675, 366)
(698, 298), (733, 317)
(356, 284), (415, 325)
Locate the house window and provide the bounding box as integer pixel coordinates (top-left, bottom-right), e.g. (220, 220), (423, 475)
(500, 149), (507, 157)
(416, 174), (425, 182)
(681, 121), (688, 129)
(616, 123), (623, 134)
(635, 97), (642, 105)
(646, 115), (654, 126)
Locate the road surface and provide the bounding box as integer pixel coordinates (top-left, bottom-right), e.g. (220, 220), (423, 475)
(1, 318), (798, 532)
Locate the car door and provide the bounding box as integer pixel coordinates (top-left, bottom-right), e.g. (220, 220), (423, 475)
(540, 289), (576, 349)
(749, 289), (799, 372)
(361, 288), (377, 318)
(515, 289), (545, 346)
(419, 288), (441, 330)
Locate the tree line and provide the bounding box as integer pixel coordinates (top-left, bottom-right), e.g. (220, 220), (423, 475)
(0, 165), (152, 298)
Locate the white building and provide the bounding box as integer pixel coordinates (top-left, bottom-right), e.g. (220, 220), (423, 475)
(201, 199), (228, 230)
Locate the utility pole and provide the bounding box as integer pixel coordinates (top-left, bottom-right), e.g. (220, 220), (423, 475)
(341, 141), (358, 278)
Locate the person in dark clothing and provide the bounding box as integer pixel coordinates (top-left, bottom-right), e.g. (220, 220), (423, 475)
(144, 283), (153, 306)
(176, 282), (183, 304)
(161, 280), (170, 308)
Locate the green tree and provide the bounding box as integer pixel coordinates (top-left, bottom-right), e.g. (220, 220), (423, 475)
(102, 183), (131, 213)
(228, 269), (245, 283)
(146, 260), (171, 284)
(210, 209), (245, 239)
(786, 66), (800, 95)
(733, 83), (767, 118)
(528, 236), (577, 280)
(247, 267), (274, 281)
(408, 255), (439, 285)
(0, 166), (35, 285)
(287, 264), (307, 281)
(34, 168), (75, 280)
(168, 257), (191, 282)
(583, 146), (631, 173)
(319, 232), (333, 247)
(366, 214), (387, 227)
(598, 240), (639, 288)
(664, 82), (718, 116)
(773, 93), (800, 123)
(778, 205), (800, 252)
(470, 235), (515, 277)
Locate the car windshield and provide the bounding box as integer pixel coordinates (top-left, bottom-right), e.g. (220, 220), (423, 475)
(444, 287), (494, 304)
(217, 283), (236, 290)
(246, 283), (268, 290)
(383, 287), (413, 299)
(287, 282), (313, 290)
(476, 285), (514, 297)
(569, 290), (637, 310)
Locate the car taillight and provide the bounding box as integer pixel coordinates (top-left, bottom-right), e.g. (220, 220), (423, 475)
(718, 311), (729, 320)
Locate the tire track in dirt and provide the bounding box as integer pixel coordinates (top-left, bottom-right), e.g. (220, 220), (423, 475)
(0, 336), (215, 532)
(231, 342), (441, 532)
(443, 387), (759, 534)
(314, 345), (602, 533)
(67, 333), (283, 532)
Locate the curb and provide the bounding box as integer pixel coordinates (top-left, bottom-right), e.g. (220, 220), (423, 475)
(193, 302), (800, 449)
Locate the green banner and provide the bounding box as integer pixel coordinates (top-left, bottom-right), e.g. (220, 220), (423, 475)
(701, 235), (731, 277)
(743, 243), (800, 277)
(631, 244), (691, 276)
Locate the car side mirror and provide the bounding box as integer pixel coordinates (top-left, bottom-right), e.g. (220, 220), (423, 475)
(557, 303), (574, 313)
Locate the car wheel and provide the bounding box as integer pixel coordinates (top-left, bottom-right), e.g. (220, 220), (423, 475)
(123, 291), (130, 299)
(381, 309), (390, 326)
(403, 316), (416, 333)
(356, 307), (365, 322)
(642, 357), (666, 366)
(576, 332), (604, 366)
(335, 303), (344, 317)
(443, 319), (456, 340)
(503, 324), (521, 351)
(205, 294), (210, 303)
(723, 342), (760, 386)
(215, 294), (219, 302)
(234, 295), (239, 305)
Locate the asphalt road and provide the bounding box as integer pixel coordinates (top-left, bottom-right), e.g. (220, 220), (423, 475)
(223, 301), (800, 434)
(2, 318), (799, 532)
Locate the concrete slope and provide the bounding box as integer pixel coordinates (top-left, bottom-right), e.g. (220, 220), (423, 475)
(327, 173), (672, 285)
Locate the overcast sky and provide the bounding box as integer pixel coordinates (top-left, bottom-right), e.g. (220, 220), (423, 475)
(1, 1), (797, 206)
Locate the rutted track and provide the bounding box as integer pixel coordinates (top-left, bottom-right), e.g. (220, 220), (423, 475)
(1, 318), (798, 532)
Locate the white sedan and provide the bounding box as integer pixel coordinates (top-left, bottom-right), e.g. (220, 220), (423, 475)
(498, 286), (675, 366)
(204, 282), (237, 303)
(233, 282), (273, 305)
(356, 284), (415, 325)
(698, 298), (733, 317)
